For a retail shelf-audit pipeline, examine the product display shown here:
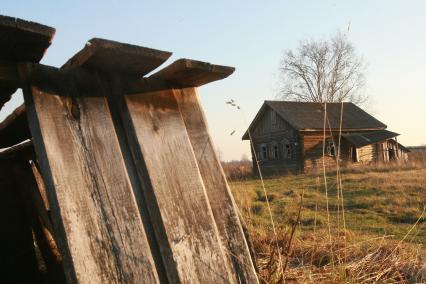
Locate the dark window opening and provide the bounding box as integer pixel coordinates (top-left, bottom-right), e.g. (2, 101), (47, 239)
(282, 140), (292, 159)
(327, 141), (335, 156)
(285, 144), (291, 159)
(273, 144), (279, 160)
(260, 144), (267, 160)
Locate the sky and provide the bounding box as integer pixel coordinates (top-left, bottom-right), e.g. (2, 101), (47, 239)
(2, 0), (426, 160)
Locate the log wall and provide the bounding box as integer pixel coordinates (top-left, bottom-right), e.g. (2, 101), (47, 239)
(301, 132), (352, 172)
(250, 107), (301, 174)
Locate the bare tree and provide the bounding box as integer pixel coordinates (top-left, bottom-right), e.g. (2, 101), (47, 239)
(279, 32), (367, 105)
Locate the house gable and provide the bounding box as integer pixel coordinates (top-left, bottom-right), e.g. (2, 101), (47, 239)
(251, 106), (295, 138)
(242, 104), (296, 140)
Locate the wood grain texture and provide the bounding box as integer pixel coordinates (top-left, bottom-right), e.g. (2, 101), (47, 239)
(62, 38), (172, 76)
(175, 87), (258, 283)
(12, 161), (66, 284)
(31, 160), (51, 211)
(151, 58), (235, 87)
(124, 89), (234, 283)
(26, 86), (160, 283)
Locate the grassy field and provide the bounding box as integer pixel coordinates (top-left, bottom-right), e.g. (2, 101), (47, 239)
(229, 163), (426, 283)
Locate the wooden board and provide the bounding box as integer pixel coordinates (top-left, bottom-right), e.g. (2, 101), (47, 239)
(0, 15), (55, 62)
(12, 161), (66, 283)
(62, 38), (172, 76)
(175, 87), (258, 283)
(0, 15), (55, 110)
(0, 104), (30, 148)
(24, 86), (160, 283)
(0, 140), (34, 161)
(151, 58), (235, 87)
(123, 89), (234, 283)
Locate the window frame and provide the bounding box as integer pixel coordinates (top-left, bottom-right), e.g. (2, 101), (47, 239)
(259, 143), (268, 160)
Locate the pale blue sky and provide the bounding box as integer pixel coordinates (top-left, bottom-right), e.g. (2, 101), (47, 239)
(2, 1), (425, 160)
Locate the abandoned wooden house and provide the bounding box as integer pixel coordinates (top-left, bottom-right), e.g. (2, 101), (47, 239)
(243, 101), (410, 174)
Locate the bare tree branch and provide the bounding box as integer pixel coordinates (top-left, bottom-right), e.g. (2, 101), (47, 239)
(279, 32), (367, 105)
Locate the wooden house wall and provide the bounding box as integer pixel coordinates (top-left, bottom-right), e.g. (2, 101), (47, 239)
(356, 144), (376, 163)
(385, 139), (409, 161)
(250, 107), (301, 174)
(300, 132), (351, 171)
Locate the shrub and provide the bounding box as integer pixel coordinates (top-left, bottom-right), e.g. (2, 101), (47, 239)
(255, 189), (275, 202)
(251, 202), (264, 215)
(221, 160), (253, 180)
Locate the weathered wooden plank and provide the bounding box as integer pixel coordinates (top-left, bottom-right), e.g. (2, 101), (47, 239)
(0, 104), (31, 148)
(0, 15), (55, 109)
(123, 89), (234, 283)
(62, 38), (172, 76)
(12, 161), (66, 284)
(0, 15), (55, 62)
(0, 140), (34, 161)
(31, 160), (51, 211)
(151, 58), (235, 87)
(23, 83), (160, 283)
(174, 87), (258, 283)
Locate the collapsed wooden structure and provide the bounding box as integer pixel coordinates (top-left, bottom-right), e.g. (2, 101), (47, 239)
(0, 15), (258, 283)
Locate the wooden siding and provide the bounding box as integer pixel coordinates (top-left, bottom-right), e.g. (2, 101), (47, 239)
(357, 144), (376, 163)
(250, 107), (301, 174)
(301, 132), (353, 172)
(377, 139), (408, 162)
(251, 106), (294, 138)
(302, 133), (335, 171)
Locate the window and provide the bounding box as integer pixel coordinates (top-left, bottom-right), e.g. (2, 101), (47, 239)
(327, 141), (335, 156)
(272, 143), (279, 160)
(282, 139), (292, 159)
(259, 144), (267, 160)
(285, 144), (291, 159)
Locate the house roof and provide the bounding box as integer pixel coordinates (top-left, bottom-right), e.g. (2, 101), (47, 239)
(242, 101), (387, 140)
(342, 130), (399, 148)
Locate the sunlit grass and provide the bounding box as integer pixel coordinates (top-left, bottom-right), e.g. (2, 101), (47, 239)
(229, 164), (426, 283)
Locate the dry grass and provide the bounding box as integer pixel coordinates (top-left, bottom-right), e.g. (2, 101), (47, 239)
(230, 162), (426, 283)
(250, 228), (425, 283)
(222, 159), (253, 180)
